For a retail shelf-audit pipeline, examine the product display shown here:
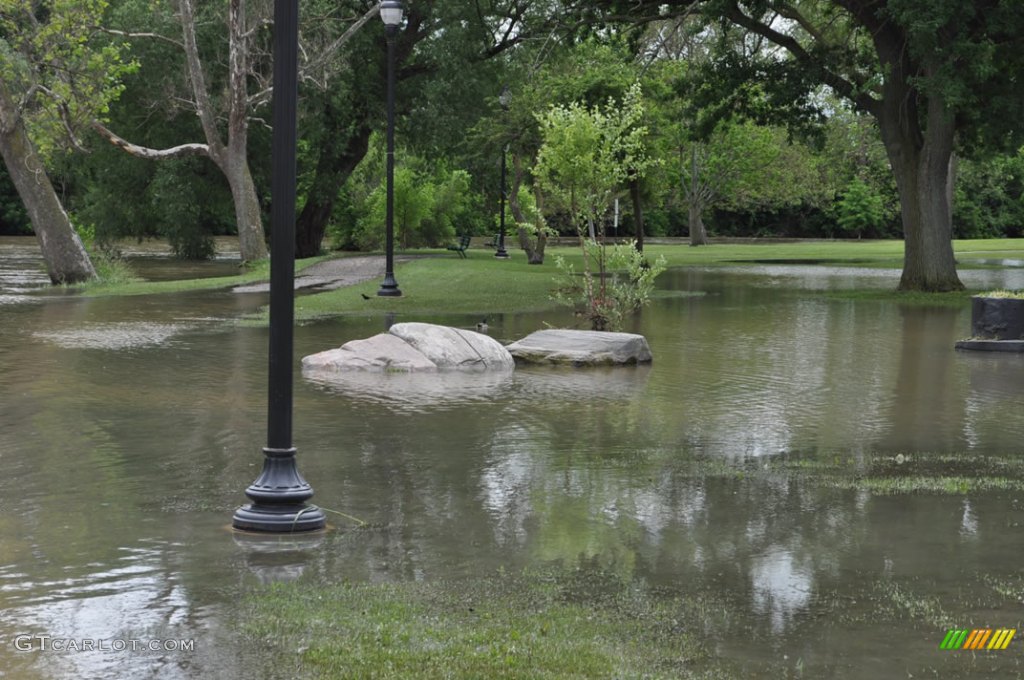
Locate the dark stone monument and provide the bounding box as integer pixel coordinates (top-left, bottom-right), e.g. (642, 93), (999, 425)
(955, 296), (1024, 353)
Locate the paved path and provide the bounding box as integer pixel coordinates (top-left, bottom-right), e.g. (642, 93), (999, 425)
(233, 255), (418, 293)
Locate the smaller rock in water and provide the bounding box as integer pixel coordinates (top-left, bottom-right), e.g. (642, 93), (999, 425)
(302, 333), (437, 372)
(506, 329), (652, 366)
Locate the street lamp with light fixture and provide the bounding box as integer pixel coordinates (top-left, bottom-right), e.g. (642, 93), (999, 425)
(377, 0), (403, 297)
(232, 0), (325, 533)
(494, 85), (511, 260)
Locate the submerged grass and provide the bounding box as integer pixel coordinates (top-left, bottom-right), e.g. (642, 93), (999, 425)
(820, 288), (975, 307)
(674, 451), (1024, 496)
(243, 568), (737, 680)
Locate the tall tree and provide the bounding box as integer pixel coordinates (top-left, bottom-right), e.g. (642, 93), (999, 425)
(0, 0), (131, 282)
(92, 0), (268, 262)
(600, 0), (1024, 291)
(92, 0), (379, 262)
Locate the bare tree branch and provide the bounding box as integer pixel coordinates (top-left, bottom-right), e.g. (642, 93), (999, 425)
(178, 0), (223, 157)
(247, 4), (379, 108)
(92, 121), (210, 159)
(95, 27), (185, 49)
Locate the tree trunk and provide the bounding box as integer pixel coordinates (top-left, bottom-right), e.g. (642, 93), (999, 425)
(629, 177), (644, 252)
(224, 156), (267, 261)
(875, 74), (963, 292)
(0, 97), (95, 284)
(509, 153), (546, 264)
(686, 144), (709, 246)
(295, 123), (373, 258)
(688, 203), (708, 246)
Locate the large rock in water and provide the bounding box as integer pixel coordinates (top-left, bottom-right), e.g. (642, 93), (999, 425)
(300, 323), (515, 373)
(506, 329), (652, 366)
(302, 333), (437, 372)
(388, 322), (515, 370)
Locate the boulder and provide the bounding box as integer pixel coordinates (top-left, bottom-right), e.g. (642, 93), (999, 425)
(303, 369), (515, 406)
(301, 333), (437, 372)
(388, 322), (515, 370)
(506, 329), (652, 366)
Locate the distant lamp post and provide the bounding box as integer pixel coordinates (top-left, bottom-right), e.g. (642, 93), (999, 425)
(494, 85), (511, 260)
(377, 0), (403, 297)
(233, 0), (325, 533)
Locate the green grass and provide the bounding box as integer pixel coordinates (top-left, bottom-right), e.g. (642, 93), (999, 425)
(67, 239), (1024, 319)
(76, 256), (329, 296)
(292, 254), (562, 320)
(243, 568), (729, 680)
(291, 238), (1024, 319)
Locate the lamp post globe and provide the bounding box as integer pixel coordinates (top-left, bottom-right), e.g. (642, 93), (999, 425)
(495, 85), (511, 259)
(377, 0), (404, 296)
(380, 0), (403, 26)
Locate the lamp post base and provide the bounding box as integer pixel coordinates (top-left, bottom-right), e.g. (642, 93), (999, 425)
(494, 248), (509, 259)
(232, 447), (326, 533)
(377, 274), (402, 297)
(232, 503), (326, 533)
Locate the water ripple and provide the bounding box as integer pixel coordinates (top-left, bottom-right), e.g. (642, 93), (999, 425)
(33, 322), (190, 350)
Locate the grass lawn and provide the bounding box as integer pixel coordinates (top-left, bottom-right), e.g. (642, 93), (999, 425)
(290, 238), (1024, 320)
(71, 239), (1024, 320)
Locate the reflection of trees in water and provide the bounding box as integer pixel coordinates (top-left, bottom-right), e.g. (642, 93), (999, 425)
(961, 352), (1024, 450)
(885, 305), (968, 452)
(641, 294), (902, 457)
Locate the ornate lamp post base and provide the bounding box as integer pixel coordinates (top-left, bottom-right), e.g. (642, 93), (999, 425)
(232, 504), (326, 533)
(232, 448), (326, 533)
(377, 274), (402, 297)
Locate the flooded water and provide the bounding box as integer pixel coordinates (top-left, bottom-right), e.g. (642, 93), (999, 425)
(2, 236), (1024, 678)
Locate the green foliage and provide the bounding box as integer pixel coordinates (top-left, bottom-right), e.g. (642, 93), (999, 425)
(77, 155), (230, 259)
(508, 184), (553, 236)
(552, 240), (666, 331)
(535, 83), (656, 237)
(835, 179), (886, 238)
(0, 0), (137, 158)
(351, 154), (476, 251)
(954, 148), (1024, 239)
(0, 164), (29, 234)
(72, 219), (137, 284)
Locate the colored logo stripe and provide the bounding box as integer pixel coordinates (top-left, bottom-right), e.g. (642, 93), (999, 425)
(941, 629), (968, 649)
(991, 629), (1016, 650)
(941, 628), (1015, 650)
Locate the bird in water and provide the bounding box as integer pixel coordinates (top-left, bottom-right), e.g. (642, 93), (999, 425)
(475, 319), (489, 333)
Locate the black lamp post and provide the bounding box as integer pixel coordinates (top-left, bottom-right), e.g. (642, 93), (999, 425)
(494, 86), (511, 260)
(377, 0), (403, 297)
(233, 0), (325, 533)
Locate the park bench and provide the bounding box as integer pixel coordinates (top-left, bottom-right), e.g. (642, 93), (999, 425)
(447, 234), (471, 258)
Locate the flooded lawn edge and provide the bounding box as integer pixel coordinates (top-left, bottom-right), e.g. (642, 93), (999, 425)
(240, 560), (1024, 679)
(242, 567), (751, 679)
